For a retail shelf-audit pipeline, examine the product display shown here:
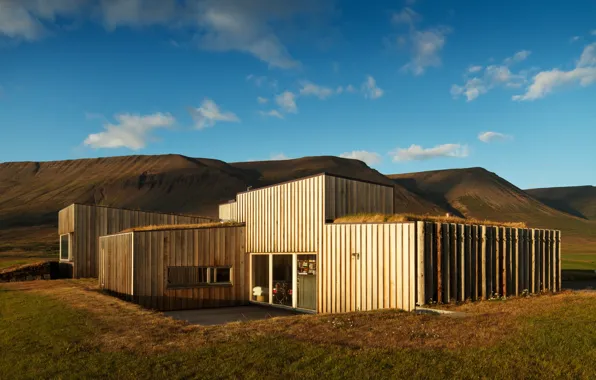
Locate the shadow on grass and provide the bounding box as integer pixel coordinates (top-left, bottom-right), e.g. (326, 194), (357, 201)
(562, 269), (596, 290)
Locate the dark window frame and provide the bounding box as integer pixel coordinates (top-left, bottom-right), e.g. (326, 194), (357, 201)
(166, 266), (233, 289)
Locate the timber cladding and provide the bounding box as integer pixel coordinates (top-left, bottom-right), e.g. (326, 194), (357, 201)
(58, 203), (215, 279)
(99, 226), (247, 311)
(321, 222), (417, 313)
(416, 222), (561, 305)
(233, 173), (394, 254)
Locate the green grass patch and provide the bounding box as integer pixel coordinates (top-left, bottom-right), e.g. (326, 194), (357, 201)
(1, 285), (595, 379)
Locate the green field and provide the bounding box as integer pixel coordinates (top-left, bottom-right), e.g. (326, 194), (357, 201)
(0, 280), (595, 379)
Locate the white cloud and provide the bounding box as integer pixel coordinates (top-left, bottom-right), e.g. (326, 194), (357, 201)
(99, 0), (178, 30)
(0, 0), (86, 41)
(503, 50), (531, 65)
(452, 50), (532, 101)
(246, 74), (278, 89)
(478, 131), (512, 143)
(390, 143), (469, 162)
(188, 98), (240, 129)
(570, 36), (581, 43)
(259, 109), (284, 119)
(84, 112), (175, 150)
(513, 43), (596, 101)
(192, 1), (332, 69)
(362, 75), (384, 99)
(592, 30), (596, 36)
(339, 150), (382, 166)
(390, 7), (451, 76)
(346, 84), (356, 93)
(299, 81), (335, 99)
(257, 96), (268, 104)
(401, 27), (451, 76)
(275, 91), (298, 113)
(1, 1), (334, 70)
(270, 152), (289, 160)
(391, 7), (419, 26)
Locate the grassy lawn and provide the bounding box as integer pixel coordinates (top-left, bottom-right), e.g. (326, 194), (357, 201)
(1, 280), (595, 379)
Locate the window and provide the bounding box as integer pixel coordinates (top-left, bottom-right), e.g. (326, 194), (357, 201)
(213, 267), (231, 284)
(167, 266), (232, 288)
(60, 234), (70, 261)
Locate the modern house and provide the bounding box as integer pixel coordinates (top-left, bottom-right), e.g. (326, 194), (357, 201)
(65, 173), (562, 314)
(58, 203), (214, 278)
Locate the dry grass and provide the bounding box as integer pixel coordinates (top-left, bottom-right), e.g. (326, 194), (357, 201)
(121, 221), (244, 233)
(334, 213), (527, 228)
(4, 279), (590, 354)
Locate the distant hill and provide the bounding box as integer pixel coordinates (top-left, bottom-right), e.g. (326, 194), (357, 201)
(1, 156), (594, 258)
(0, 154), (441, 230)
(388, 167), (596, 243)
(526, 186), (596, 221)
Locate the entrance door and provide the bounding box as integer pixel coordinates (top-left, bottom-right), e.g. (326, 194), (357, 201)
(297, 255), (316, 310)
(272, 255), (293, 307)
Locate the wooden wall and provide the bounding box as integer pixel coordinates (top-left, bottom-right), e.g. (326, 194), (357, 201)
(416, 222), (561, 305)
(320, 223), (417, 313)
(218, 202), (238, 221)
(325, 176), (394, 220)
(98, 233), (133, 297)
(236, 175), (325, 253)
(58, 203), (214, 278)
(131, 226), (247, 311)
(58, 204), (75, 234)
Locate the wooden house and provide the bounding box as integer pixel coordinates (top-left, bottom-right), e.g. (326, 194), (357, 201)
(94, 173), (561, 313)
(58, 203), (214, 278)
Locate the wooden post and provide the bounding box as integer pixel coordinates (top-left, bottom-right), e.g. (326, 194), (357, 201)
(481, 226), (487, 300)
(514, 228), (519, 296)
(558, 231), (562, 292)
(460, 224), (465, 302)
(417, 221), (425, 306)
(444, 224), (451, 303)
(437, 223), (442, 303)
(531, 229), (536, 294)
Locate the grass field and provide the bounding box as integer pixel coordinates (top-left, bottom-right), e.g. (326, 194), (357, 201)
(0, 280), (595, 379)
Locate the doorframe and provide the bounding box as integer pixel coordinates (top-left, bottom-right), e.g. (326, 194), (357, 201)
(248, 252), (317, 312)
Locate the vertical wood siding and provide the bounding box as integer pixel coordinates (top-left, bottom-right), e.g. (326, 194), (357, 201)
(98, 233), (133, 297)
(236, 175), (326, 253)
(218, 202), (238, 221)
(128, 226), (247, 311)
(324, 176), (394, 220)
(416, 222), (561, 305)
(320, 222), (417, 313)
(59, 203), (215, 278)
(58, 204), (75, 234)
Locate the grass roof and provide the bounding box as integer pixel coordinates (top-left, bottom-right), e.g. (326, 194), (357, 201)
(333, 213), (527, 228)
(121, 221), (244, 233)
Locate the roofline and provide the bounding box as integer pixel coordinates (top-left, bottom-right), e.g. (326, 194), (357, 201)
(234, 172), (394, 197)
(62, 203), (216, 220)
(119, 223), (246, 234)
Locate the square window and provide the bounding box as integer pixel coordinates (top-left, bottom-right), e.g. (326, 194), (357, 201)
(213, 267), (231, 284)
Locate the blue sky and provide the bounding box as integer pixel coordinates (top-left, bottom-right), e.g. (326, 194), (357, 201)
(0, 0), (595, 189)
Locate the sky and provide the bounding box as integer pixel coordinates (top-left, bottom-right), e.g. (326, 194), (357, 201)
(0, 0), (595, 189)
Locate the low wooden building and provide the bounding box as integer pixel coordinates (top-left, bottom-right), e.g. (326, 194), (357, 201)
(96, 173), (561, 313)
(58, 203), (214, 278)
(99, 225), (246, 311)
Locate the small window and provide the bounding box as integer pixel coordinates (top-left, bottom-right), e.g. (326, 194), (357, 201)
(167, 267), (209, 288)
(213, 267), (231, 284)
(60, 234), (70, 261)
(167, 266), (232, 288)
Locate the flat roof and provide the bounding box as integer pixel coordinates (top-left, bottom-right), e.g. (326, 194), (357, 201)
(63, 203), (215, 220)
(235, 172), (394, 196)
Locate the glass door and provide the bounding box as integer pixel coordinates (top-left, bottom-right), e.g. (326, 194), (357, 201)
(251, 255), (270, 303)
(297, 255), (317, 310)
(272, 255), (293, 307)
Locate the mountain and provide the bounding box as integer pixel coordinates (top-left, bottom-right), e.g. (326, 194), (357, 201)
(526, 186), (596, 221)
(388, 168), (596, 255)
(0, 154), (440, 229)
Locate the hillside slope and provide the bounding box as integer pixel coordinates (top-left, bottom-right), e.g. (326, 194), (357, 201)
(526, 186), (596, 220)
(388, 168), (596, 242)
(0, 154), (442, 230)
